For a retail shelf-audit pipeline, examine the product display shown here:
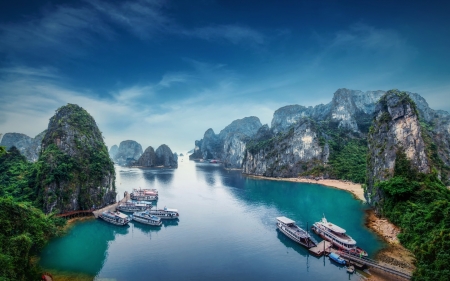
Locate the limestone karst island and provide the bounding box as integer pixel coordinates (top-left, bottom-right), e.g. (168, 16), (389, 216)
(1, 1), (449, 281)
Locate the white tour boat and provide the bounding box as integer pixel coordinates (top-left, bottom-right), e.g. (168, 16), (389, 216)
(132, 210), (162, 226)
(312, 215), (367, 257)
(276, 216), (316, 248)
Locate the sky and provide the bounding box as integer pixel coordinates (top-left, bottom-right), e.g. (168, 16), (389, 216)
(1, 0), (449, 152)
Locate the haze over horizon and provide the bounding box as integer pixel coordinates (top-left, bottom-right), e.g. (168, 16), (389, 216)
(1, 0), (449, 152)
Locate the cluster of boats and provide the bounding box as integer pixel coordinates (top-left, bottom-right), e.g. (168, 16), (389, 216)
(276, 214), (367, 269)
(99, 188), (179, 227)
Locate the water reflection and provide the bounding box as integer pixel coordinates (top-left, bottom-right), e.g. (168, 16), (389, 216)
(40, 219), (129, 276)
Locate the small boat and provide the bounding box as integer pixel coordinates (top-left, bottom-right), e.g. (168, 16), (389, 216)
(347, 265), (355, 273)
(130, 188), (158, 201)
(117, 201), (152, 212)
(148, 207), (179, 219)
(276, 216), (316, 248)
(312, 215), (368, 257)
(131, 210), (162, 226)
(99, 211), (130, 226)
(329, 252), (346, 265)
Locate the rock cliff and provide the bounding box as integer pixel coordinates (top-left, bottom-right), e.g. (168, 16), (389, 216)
(155, 144), (178, 168)
(243, 118), (328, 177)
(189, 116), (262, 168)
(109, 145), (118, 159)
(36, 104), (116, 214)
(136, 146), (156, 167)
(365, 90), (430, 208)
(114, 140), (143, 166)
(0, 131), (46, 162)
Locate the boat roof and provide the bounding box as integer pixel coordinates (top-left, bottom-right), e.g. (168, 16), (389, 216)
(116, 212), (129, 218)
(329, 252), (341, 259)
(276, 216), (295, 225)
(165, 208), (178, 212)
(322, 221), (346, 233)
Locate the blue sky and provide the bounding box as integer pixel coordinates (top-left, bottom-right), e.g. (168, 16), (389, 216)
(1, 0), (449, 152)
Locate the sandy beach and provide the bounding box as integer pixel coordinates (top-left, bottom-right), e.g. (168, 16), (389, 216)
(245, 174), (366, 202)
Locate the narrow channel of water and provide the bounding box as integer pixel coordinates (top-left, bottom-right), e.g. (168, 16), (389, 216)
(39, 155), (384, 280)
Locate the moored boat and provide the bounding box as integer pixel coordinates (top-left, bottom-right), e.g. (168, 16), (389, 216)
(131, 210), (162, 226)
(312, 215), (368, 257)
(99, 211), (130, 226)
(130, 188), (158, 201)
(329, 252), (346, 265)
(276, 216), (316, 248)
(117, 201), (152, 212)
(148, 207), (179, 219)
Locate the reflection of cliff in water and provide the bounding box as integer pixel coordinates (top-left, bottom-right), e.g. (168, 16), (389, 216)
(195, 162), (228, 186)
(142, 168), (174, 186)
(40, 219), (129, 276)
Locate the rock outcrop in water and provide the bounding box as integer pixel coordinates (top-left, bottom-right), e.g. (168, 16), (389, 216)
(109, 145), (118, 159)
(114, 140), (143, 166)
(36, 104), (116, 214)
(136, 146), (156, 167)
(155, 144), (178, 168)
(135, 145), (178, 168)
(0, 131), (46, 162)
(189, 116), (262, 168)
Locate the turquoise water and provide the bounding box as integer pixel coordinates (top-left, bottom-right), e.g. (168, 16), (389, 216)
(39, 155), (385, 280)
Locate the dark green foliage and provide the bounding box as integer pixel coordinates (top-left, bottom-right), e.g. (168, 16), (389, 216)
(0, 147), (37, 202)
(377, 151), (450, 280)
(0, 197), (65, 281)
(315, 121), (368, 183)
(328, 140), (368, 183)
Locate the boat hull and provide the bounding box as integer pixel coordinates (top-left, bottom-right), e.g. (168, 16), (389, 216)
(132, 215), (162, 226)
(312, 225), (367, 257)
(277, 224), (316, 248)
(99, 214), (129, 226)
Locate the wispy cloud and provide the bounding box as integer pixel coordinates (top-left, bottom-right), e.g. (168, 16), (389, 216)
(184, 24), (265, 45)
(0, 0), (266, 59)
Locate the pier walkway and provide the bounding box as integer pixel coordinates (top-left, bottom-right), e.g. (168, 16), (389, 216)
(337, 251), (412, 280)
(93, 191), (130, 218)
(308, 240), (332, 256)
(56, 191), (130, 219)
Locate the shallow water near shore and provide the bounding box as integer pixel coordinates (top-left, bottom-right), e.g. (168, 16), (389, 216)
(40, 155), (385, 281)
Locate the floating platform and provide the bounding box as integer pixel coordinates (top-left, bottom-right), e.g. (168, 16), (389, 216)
(308, 240), (332, 257)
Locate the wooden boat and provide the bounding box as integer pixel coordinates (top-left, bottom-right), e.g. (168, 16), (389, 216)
(276, 216), (316, 248)
(329, 252), (346, 265)
(148, 207), (179, 220)
(347, 265), (355, 273)
(99, 211), (130, 226)
(312, 215), (368, 257)
(131, 210), (162, 226)
(117, 201), (152, 212)
(130, 188), (158, 201)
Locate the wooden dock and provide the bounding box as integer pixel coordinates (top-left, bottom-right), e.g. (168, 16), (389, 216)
(308, 240), (332, 256)
(92, 191), (130, 218)
(338, 252), (412, 280)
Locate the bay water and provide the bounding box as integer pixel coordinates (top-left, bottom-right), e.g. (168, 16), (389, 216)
(39, 155), (384, 280)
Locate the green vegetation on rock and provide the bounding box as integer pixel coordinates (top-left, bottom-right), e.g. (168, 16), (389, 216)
(377, 151), (450, 280)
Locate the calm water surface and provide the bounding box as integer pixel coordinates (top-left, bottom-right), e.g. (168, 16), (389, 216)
(40, 155), (385, 280)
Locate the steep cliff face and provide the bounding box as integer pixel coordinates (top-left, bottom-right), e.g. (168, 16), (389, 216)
(136, 146), (156, 167)
(365, 90), (430, 208)
(109, 145), (119, 159)
(190, 117), (262, 168)
(0, 131), (47, 162)
(37, 104), (115, 214)
(271, 89), (384, 135)
(114, 140), (143, 166)
(155, 144), (178, 168)
(243, 119), (328, 177)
